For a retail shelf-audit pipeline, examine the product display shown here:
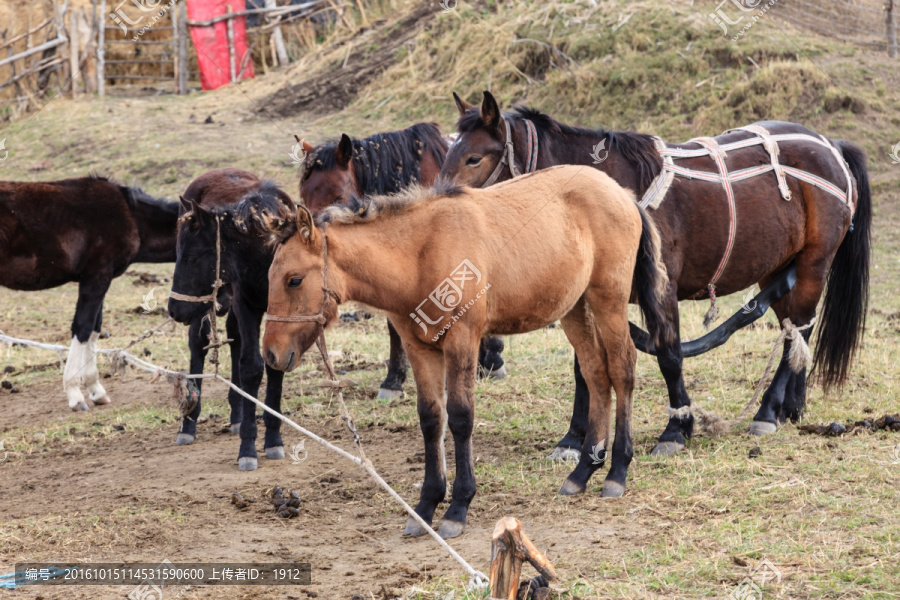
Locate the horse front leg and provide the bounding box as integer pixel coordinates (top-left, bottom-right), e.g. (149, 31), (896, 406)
(438, 333), (480, 539)
(377, 320), (408, 399)
(225, 310), (244, 434)
(399, 333), (447, 537)
(176, 318), (209, 445)
(262, 365), (285, 459)
(65, 277), (111, 411)
(232, 298), (265, 471)
(652, 292), (694, 455)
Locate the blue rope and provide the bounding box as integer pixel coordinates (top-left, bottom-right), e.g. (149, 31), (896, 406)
(0, 566), (76, 589)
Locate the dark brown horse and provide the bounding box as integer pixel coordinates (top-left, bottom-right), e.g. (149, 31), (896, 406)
(0, 175), (179, 410)
(298, 123), (507, 399)
(441, 92), (871, 457)
(168, 168), (295, 471)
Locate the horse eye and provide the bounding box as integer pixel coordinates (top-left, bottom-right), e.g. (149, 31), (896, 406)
(288, 277), (304, 288)
(466, 155), (483, 167)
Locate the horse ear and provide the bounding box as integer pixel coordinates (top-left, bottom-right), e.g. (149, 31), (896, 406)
(294, 134), (315, 155)
(453, 91), (473, 117)
(481, 90), (501, 130)
(295, 204), (317, 244)
(336, 134), (353, 168)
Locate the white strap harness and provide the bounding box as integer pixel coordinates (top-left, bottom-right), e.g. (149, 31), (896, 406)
(637, 125), (856, 307)
(639, 128), (855, 214)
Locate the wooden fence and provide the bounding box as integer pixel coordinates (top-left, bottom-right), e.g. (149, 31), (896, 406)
(0, 0), (334, 114)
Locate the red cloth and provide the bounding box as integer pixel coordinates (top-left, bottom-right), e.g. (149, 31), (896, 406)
(186, 0), (255, 90)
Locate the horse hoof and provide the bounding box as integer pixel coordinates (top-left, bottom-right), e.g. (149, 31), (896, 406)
(488, 365), (507, 380)
(548, 447), (581, 463)
(72, 401), (90, 412)
(651, 441), (685, 456)
(403, 517), (429, 537)
(558, 479), (585, 496)
(376, 388), (403, 400)
(266, 446), (285, 460)
(438, 520), (465, 539)
(749, 421), (778, 436)
(601, 481), (626, 498)
(238, 457), (258, 471)
(230, 423), (241, 435)
(176, 433), (195, 446)
(91, 395), (111, 406)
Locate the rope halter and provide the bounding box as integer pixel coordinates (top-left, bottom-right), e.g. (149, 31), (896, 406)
(481, 117), (539, 188)
(167, 214), (232, 368)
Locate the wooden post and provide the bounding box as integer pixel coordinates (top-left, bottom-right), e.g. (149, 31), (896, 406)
(175, 0), (188, 94)
(264, 0), (289, 67)
(69, 8), (80, 97)
(97, 0), (105, 95)
(888, 0), (898, 58)
(226, 4), (236, 83)
(489, 517), (557, 600)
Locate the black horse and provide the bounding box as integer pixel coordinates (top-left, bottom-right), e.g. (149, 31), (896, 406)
(0, 175), (179, 410)
(168, 169), (295, 471)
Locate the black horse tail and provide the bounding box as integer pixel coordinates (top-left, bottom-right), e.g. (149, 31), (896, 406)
(634, 206), (674, 348)
(812, 141), (871, 390)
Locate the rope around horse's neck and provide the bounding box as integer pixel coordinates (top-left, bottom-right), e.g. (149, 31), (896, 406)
(167, 215), (231, 371)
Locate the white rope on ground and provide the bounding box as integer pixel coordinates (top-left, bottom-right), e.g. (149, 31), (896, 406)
(217, 374), (489, 589)
(0, 327), (489, 590)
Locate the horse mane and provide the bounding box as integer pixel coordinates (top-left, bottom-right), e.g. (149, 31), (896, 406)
(457, 106), (664, 193)
(301, 122), (449, 195)
(231, 180), (296, 238)
(315, 179), (465, 227)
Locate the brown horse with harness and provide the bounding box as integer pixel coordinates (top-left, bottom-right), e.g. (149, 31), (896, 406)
(440, 92), (871, 458)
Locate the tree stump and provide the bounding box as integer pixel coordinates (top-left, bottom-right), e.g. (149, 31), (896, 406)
(489, 516), (557, 600)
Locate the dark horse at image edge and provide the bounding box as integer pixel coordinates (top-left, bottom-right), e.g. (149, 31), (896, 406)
(0, 175), (179, 409)
(441, 92), (871, 459)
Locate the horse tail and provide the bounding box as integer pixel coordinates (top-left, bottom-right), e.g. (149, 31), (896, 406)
(634, 206), (674, 347)
(812, 141), (872, 390)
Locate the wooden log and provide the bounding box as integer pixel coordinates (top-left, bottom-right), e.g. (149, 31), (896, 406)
(175, 0), (187, 94)
(489, 517), (557, 600)
(97, 0), (105, 95)
(0, 36), (66, 70)
(69, 8), (81, 97)
(887, 0), (898, 58)
(265, 0), (289, 66)
(226, 4), (236, 83)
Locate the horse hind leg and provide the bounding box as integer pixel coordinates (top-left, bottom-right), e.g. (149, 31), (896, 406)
(751, 258), (825, 435)
(652, 290), (694, 456)
(378, 319), (408, 399)
(557, 298), (614, 497)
